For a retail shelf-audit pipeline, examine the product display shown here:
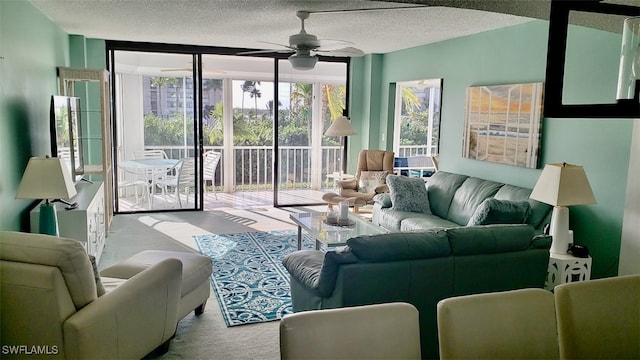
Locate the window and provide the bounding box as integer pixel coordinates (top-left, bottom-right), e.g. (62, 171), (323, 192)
(393, 79), (443, 158)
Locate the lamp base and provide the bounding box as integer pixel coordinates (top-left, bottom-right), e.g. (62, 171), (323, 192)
(549, 206), (570, 255)
(39, 202), (59, 236)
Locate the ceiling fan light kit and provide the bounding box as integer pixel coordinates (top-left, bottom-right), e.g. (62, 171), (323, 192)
(289, 53), (318, 70)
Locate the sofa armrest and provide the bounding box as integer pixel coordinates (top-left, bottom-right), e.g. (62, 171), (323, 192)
(64, 258), (182, 359)
(283, 249), (358, 298)
(373, 193), (392, 208)
(531, 234), (552, 249)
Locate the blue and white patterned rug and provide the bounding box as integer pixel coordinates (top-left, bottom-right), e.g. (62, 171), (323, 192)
(194, 229), (315, 327)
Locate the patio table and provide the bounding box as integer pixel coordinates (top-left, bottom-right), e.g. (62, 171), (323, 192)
(120, 159), (180, 209)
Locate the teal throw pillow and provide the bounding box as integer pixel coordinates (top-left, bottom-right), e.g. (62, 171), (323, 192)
(387, 175), (431, 214)
(467, 198), (531, 226)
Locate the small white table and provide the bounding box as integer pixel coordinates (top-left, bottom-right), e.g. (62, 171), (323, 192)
(120, 159), (180, 208)
(326, 172), (355, 191)
(545, 253), (592, 290)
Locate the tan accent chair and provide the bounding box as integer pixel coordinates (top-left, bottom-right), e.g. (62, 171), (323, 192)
(437, 288), (559, 359)
(322, 149), (395, 207)
(555, 274), (640, 359)
(0, 231), (182, 359)
(280, 302), (421, 360)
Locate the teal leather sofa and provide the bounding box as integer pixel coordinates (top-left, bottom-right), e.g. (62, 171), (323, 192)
(372, 171), (552, 232)
(282, 224), (551, 359)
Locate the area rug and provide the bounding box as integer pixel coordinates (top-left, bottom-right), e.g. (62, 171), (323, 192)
(194, 229), (315, 327)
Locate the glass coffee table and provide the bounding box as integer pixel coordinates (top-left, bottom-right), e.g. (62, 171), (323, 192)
(289, 212), (388, 250)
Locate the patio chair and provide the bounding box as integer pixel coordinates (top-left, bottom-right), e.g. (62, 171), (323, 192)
(132, 149), (168, 160)
(203, 150), (221, 199)
(118, 165), (150, 205)
(155, 157), (196, 208)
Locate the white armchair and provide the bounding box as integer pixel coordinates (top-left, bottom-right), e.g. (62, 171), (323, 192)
(0, 231), (182, 359)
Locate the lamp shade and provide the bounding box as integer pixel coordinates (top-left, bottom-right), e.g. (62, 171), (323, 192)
(529, 163), (596, 206)
(325, 116), (357, 137)
(16, 157), (77, 200)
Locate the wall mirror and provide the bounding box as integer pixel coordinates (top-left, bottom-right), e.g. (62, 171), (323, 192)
(392, 78), (442, 176)
(50, 95), (84, 180)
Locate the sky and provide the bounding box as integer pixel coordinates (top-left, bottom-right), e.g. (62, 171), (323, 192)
(231, 80), (291, 110)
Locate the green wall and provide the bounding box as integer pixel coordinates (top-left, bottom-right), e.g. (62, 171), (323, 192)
(350, 20), (633, 278)
(0, 0), (70, 231)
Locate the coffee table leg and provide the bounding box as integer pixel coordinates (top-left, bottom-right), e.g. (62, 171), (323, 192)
(297, 225), (302, 250)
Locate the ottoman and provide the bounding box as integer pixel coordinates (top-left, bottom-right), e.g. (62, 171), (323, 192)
(101, 250), (213, 319)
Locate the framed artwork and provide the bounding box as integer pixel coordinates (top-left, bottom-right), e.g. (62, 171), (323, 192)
(463, 82), (544, 168)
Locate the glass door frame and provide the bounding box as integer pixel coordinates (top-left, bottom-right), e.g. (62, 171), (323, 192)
(106, 40), (351, 211)
(107, 43), (203, 213)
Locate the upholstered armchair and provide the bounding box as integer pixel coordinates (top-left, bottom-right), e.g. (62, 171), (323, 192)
(322, 149), (395, 207)
(0, 231), (182, 359)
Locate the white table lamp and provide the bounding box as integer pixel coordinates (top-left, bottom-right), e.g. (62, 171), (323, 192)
(325, 110), (357, 174)
(530, 163), (596, 255)
(16, 156), (77, 236)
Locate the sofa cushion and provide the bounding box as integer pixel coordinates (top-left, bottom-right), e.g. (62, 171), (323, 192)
(359, 171), (388, 193)
(447, 224), (535, 255)
(347, 231), (450, 262)
(494, 185), (552, 229)
(447, 178), (503, 226)
(375, 209), (419, 231)
(426, 172), (468, 219)
(0, 231), (97, 309)
(400, 216), (459, 232)
(467, 198), (531, 226)
(88, 255), (106, 296)
(387, 175), (431, 214)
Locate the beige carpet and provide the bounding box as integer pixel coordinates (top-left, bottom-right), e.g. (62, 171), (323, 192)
(159, 293), (280, 359)
(104, 207), (324, 359)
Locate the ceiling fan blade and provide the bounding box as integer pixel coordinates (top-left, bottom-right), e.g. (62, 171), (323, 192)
(316, 47), (365, 57)
(317, 39), (355, 51)
(237, 49), (293, 56)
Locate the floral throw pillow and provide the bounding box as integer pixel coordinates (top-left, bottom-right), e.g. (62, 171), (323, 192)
(358, 171), (388, 193)
(387, 174), (431, 214)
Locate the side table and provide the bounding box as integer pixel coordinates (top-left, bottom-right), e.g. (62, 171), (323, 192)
(545, 253), (592, 290)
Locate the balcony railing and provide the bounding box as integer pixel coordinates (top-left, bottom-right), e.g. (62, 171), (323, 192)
(145, 145), (344, 191)
(143, 145), (429, 192)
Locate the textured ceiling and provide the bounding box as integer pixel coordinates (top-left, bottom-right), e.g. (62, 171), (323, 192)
(28, 0), (638, 73)
(29, 0), (540, 55)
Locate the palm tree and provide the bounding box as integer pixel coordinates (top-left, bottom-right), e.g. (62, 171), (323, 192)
(240, 81), (260, 117)
(204, 103), (255, 145)
(249, 85), (262, 116)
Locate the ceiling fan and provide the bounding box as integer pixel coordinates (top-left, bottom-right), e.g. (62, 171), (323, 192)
(239, 11), (365, 71)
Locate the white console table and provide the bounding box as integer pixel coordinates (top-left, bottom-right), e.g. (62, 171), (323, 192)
(30, 181), (106, 263)
(545, 253), (592, 290)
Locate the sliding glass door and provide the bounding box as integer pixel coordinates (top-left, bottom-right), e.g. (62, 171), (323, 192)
(108, 41), (350, 212)
(112, 51), (200, 212)
(275, 60), (348, 206)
